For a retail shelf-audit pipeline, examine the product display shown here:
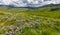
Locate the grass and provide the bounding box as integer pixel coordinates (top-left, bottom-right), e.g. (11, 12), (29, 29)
(0, 4), (60, 35)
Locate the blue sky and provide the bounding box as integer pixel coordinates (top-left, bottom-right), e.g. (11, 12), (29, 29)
(0, 0), (60, 7)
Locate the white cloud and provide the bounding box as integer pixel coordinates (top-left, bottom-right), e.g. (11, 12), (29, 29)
(0, 0), (60, 7)
(2, 0), (11, 5)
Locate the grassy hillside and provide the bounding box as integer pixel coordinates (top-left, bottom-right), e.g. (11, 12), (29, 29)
(0, 4), (60, 35)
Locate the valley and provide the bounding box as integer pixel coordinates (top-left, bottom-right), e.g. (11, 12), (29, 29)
(0, 4), (60, 35)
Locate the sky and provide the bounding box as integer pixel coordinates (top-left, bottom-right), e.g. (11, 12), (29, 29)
(0, 0), (60, 7)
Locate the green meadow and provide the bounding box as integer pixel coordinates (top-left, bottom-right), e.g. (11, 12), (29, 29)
(0, 4), (60, 35)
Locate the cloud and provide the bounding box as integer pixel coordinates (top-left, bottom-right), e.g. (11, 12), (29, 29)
(0, 0), (60, 7)
(2, 0), (11, 5)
